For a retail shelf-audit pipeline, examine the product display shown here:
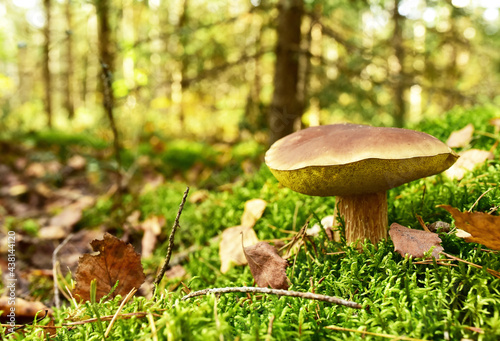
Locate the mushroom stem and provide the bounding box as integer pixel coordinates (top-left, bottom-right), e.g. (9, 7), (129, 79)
(335, 191), (388, 248)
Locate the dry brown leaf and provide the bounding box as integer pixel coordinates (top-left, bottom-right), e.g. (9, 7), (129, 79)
(40, 196), (95, 240)
(446, 123), (474, 148)
(241, 199), (267, 227)
(439, 205), (500, 250)
(389, 223), (443, 258)
(445, 149), (494, 180)
(73, 233), (145, 302)
(243, 242), (289, 289)
(0, 296), (52, 321)
(219, 225), (259, 273)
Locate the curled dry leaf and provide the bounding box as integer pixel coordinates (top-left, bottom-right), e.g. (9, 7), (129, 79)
(243, 241), (289, 290)
(446, 123), (474, 148)
(73, 233), (145, 302)
(219, 225), (259, 273)
(445, 149), (494, 180)
(389, 223), (443, 258)
(0, 296), (53, 320)
(241, 199), (267, 227)
(439, 205), (500, 250)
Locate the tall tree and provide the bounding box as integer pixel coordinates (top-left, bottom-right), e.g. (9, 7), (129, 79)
(95, 0), (122, 192)
(42, 0), (53, 128)
(65, 0), (75, 119)
(391, 0), (406, 127)
(268, 0), (304, 144)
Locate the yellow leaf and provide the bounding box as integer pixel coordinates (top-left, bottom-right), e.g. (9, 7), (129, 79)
(439, 205), (500, 250)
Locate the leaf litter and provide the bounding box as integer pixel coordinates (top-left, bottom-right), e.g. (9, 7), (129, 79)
(73, 233), (145, 302)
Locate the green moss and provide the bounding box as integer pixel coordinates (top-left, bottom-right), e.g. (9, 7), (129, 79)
(4, 106), (500, 340)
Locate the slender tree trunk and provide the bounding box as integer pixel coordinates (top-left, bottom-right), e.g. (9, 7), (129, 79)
(43, 0), (53, 128)
(95, 0), (122, 193)
(392, 0), (406, 128)
(268, 0), (304, 144)
(243, 16), (264, 133)
(17, 43), (28, 104)
(65, 0), (75, 119)
(177, 0), (189, 130)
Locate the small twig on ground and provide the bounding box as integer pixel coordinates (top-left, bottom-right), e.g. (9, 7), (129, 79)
(53, 233), (74, 309)
(153, 187), (190, 295)
(468, 187), (494, 212)
(325, 325), (429, 341)
(181, 287), (362, 309)
(104, 288), (137, 337)
(441, 252), (500, 278)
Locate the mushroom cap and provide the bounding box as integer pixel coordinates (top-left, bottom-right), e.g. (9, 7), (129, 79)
(265, 123), (458, 196)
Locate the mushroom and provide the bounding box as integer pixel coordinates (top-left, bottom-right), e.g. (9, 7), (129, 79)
(265, 123), (458, 247)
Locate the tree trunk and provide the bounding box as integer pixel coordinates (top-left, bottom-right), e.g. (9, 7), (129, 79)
(65, 0), (75, 119)
(95, 0), (122, 192)
(392, 0), (406, 128)
(43, 0), (53, 128)
(268, 0), (303, 144)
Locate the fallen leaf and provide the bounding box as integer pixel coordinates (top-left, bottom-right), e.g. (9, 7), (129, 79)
(445, 149), (493, 180)
(73, 233), (145, 302)
(490, 117), (500, 129)
(243, 241), (289, 289)
(427, 221), (451, 233)
(439, 205), (500, 250)
(446, 123), (474, 148)
(141, 215), (165, 258)
(389, 223), (443, 258)
(0, 296), (52, 322)
(219, 225), (259, 273)
(40, 196), (95, 240)
(165, 264), (186, 279)
(241, 199), (267, 227)
(189, 190), (209, 204)
(67, 155), (86, 170)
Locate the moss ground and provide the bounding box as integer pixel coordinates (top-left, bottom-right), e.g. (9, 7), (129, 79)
(3, 106), (500, 340)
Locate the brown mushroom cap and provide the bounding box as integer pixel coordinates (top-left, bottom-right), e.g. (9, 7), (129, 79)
(265, 123), (459, 196)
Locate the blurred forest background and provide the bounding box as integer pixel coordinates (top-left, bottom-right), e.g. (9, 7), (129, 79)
(1, 0), (500, 180)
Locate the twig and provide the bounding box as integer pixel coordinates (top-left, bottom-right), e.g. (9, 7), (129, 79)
(468, 187), (494, 212)
(153, 187), (190, 295)
(62, 312), (163, 326)
(104, 288), (137, 337)
(181, 287), (362, 309)
(325, 325), (429, 341)
(53, 233), (74, 309)
(441, 252), (500, 278)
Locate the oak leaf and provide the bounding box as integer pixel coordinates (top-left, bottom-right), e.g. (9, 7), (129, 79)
(389, 223), (443, 258)
(243, 241), (289, 290)
(439, 205), (500, 250)
(73, 233), (145, 302)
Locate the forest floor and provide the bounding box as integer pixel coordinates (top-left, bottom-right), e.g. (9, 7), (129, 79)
(1, 106), (500, 340)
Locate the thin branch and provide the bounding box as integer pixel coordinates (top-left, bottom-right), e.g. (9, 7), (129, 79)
(181, 287), (362, 309)
(326, 325), (429, 341)
(104, 288), (137, 337)
(153, 187), (190, 294)
(53, 233), (74, 309)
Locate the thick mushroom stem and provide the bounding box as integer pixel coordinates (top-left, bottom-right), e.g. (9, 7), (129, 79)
(335, 191), (388, 248)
